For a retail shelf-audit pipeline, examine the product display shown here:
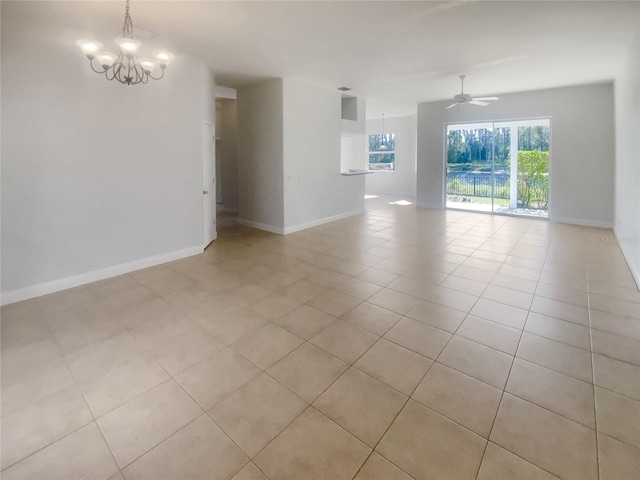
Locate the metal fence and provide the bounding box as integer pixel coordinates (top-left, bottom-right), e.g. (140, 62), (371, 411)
(447, 172), (510, 199)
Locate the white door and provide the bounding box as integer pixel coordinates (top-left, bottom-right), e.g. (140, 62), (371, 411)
(202, 122), (216, 247)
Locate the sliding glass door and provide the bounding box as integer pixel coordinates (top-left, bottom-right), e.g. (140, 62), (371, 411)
(446, 119), (550, 217)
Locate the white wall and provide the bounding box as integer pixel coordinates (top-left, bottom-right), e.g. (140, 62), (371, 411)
(236, 79), (285, 231)
(366, 115), (417, 198)
(417, 84), (615, 227)
(283, 79), (364, 232)
(614, 25), (640, 287)
(0, 1), (215, 303)
(219, 99), (239, 212)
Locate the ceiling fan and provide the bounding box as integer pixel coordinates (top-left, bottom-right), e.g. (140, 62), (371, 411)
(446, 75), (499, 109)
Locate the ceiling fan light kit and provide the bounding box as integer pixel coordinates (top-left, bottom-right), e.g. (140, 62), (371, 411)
(446, 75), (499, 109)
(76, 0), (173, 86)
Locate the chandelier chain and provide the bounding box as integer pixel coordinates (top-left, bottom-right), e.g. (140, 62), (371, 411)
(122, 0), (134, 37)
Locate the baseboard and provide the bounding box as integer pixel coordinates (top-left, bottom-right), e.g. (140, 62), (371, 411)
(549, 216), (613, 229)
(283, 209), (365, 235)
(416, 202), (444, 210)
(1, 245), (204, 306)
(237, 218), (285, 235)
(614, 227), (640, 291)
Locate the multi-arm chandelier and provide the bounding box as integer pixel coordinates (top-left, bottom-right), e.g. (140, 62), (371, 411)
(76, 0), (173, 86)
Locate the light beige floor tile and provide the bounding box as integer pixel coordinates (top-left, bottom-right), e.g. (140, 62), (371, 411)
(438, 336), (513, 389)
(254, 407), (370, 480)
(342, 302), (401, 336)
(355, 338), (433, 395)
(593, 354), (640, 400)
(314, 367), (406, 447)
(52, 313), (126, 354)
(175, 348), (261, 410)
(107, 471), (125, 480)
(482, 284), (533, 310)
(383, 317), (451, 359)
(589, 280), (640, 303)
(272, 304), (336, 340)
(530, 296), (589, 326)
(356, 268), (399, 287)
(595, 386), (640, 448)
(280, 278), (326, 302)
(517, 332), (593, 382)
(470, 298), (528, 329)
(1, 385), (93, 469)
(97, 379), (202, 468)
(0, 422), (118, 480)
(306, 269), (350, 289)
(268, 342), (348, 402)
(1, 337), (62, 378)
(477, 442), (560, 480)
(65, 331), (144, 381)
(591, 329), (640, 366)
(366, 289), (422, 315)
(308, 290), (362, 317)
(377, 399), (486, 480)
(231, 462), (269, 480)
(535, 282), (588, 307)
(598, 433), (640, 480)
(78, 352), (170, 418)
(232, 323), (304, 369)
(440, 275), (488, 297)
(590, 309), (640, 340)
(198, 307), (268, 345)
(114, 297), (178, 330)
(457, 315), (521, 355)
(490, 393), (597, 480)
(337, 277), (383, 300)
(421, 286), (479, 313)
(209, 373), (307, 457)
(453, 264), (497, 283)
(524, 312), (591, 350)
(310, 320), (378, 363)
(354, 452), (413, 480)
(506, 358), (595, 428)
(1, 356), (75, 417)
(490, 272), (538, 294)
(413, 363), (501, 437)
(590, 293), (640, 319)
(406, 300), (466, 332)
(250, 294), (302, 321)
(123, 414), (248, 480)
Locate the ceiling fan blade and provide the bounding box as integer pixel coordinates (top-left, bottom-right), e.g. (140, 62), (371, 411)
(469, 100), (489, 106)
(446, 103), (459, 109)
(472, 97), (499, 101)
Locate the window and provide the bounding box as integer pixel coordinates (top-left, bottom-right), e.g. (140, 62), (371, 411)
(368, 134), (395, 171)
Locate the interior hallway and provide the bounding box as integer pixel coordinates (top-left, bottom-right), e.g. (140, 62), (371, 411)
(1, 197), (639, 479)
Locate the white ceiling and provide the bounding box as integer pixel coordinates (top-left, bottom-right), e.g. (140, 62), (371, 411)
(20, 0), (640, 118)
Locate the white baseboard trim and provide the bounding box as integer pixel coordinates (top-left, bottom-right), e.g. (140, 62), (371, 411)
(1, 245), (204, 306)
(238, 209), (365, 236)
(615, 228), (640, 291)
(549, 216), (613, 229)
(237, 218), (285, 235)
(283, 209), (364, 235)
(416, 202), (444, 210)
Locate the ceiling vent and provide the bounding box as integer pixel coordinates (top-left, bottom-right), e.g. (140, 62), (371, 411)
(337, 86), (352, 92)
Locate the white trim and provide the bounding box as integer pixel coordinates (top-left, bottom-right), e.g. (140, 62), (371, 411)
(237, 218), (285, 235)
(0, 246), (204, 306)
(238, 209), (365, 236)
(615, 228), (640, 291)
(549, 216), (613, 229)
(283, 209), (364, 235)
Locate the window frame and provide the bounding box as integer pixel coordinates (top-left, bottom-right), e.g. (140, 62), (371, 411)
(368, 133), (396, 172)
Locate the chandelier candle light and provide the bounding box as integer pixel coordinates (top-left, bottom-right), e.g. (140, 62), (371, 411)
(76, 0), (173, 85)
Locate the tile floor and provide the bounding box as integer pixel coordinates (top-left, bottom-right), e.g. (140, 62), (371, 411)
(2, 197), (640, 479)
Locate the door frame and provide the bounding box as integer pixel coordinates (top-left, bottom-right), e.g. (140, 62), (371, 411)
(202, 121), (216, 248)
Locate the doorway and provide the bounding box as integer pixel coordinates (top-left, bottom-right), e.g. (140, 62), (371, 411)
(445, 119), (550, 217)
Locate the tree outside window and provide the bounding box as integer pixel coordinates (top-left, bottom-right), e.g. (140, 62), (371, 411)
(368, 134), (395, 171)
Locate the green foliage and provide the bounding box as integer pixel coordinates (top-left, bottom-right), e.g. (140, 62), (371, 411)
(516, 150), (549, 209)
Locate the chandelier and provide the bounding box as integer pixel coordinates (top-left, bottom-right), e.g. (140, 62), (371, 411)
(76, 0), (173, 86)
